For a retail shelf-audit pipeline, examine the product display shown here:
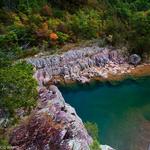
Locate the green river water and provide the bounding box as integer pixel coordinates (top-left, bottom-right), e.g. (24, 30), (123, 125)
(60, 77), (150, 150)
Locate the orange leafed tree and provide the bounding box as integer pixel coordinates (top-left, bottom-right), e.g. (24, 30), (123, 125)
(49, 32), (58, 40)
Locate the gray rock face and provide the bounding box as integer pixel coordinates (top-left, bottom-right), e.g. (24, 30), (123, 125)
(129, 54), (141, 65)
(9, 85), (92, 150)
(27, 46), (128, 84)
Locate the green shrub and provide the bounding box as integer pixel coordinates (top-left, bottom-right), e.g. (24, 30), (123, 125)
(48, 18), (63, 31)
(0, 138), (10, 147)
(8, 25), (35, 45)
(128, 11), (150, 55)
(0, 51), (12, 68)
(57, 31), (69, 44)
(0, 24), (35, 48)
(84, 122), (101, 150)
(84, 121), (99, 140)
(104, 16), (128, 46)
(0, 61), (38, 117)
(0, 23), (38, 59)
(0, 31), (17, 47)
(28, 13), (44, 25)
(18, 0), (48, 13)
(90, 139), (101, 150)
(20, 47), (40, 58)
(131, 0), (150, 11)
(68, 9), (101, 39)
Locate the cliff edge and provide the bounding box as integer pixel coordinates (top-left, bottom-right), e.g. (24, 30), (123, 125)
(9, 85), (93, 150)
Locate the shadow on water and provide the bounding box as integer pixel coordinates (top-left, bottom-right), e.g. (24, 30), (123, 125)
(59, 77), (150, 150)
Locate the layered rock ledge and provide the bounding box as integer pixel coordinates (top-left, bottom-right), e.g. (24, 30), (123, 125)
(26, 46), (148, 85)
(10, 85), (93, 150)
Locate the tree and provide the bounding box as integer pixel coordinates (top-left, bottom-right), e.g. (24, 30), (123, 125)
(0, 62), (38, 117)
(129, 10), (150, 55)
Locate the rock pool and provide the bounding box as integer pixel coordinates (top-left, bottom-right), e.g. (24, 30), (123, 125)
(60, 78), (150, 150)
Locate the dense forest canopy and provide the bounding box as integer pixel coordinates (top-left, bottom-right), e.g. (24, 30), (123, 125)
(0, 0), (150, 58)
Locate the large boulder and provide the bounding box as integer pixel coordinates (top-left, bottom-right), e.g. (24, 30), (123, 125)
(27, 46), (131, 84)
(129, 54), (141, 65)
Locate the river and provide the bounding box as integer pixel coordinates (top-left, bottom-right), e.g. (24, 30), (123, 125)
(60, 77), (150, 150)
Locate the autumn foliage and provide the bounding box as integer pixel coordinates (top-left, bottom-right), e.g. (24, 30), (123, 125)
(49, 32), (58, 41)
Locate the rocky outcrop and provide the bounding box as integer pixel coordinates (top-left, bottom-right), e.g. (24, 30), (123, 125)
(9, 85), (115, 150)
(27, 46), (134, 84)
(129, 54), (141, 65)
(9, 85), (93, 150)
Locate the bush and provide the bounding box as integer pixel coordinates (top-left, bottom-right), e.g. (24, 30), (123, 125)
(84, 121), (99, 140)
(0, 62), (38, 117)
(48, 18), (63, 31)
(57, 31), (69, 44)
(0, 31), (17, 48)
(128, 11), (150, 55)
(68, 9), (101, 39)
(0, 22), (39, 59)
(104, 16), (128, 46)
(0, 24), (36, 48)
(0, 50), (12, 68)
(90, 139), (101, 150)
(84, 122), (101, 150)
(0, 138), (10, 147)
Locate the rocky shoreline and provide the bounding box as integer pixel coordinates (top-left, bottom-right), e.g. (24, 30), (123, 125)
(27, 46), (150, 85)
(9, 46), (150, 150)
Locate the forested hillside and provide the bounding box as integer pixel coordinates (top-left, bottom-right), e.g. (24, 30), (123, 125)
(0, 0), (150, 65)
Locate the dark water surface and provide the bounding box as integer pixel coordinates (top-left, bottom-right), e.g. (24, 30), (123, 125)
(59, 78), (150, 150)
